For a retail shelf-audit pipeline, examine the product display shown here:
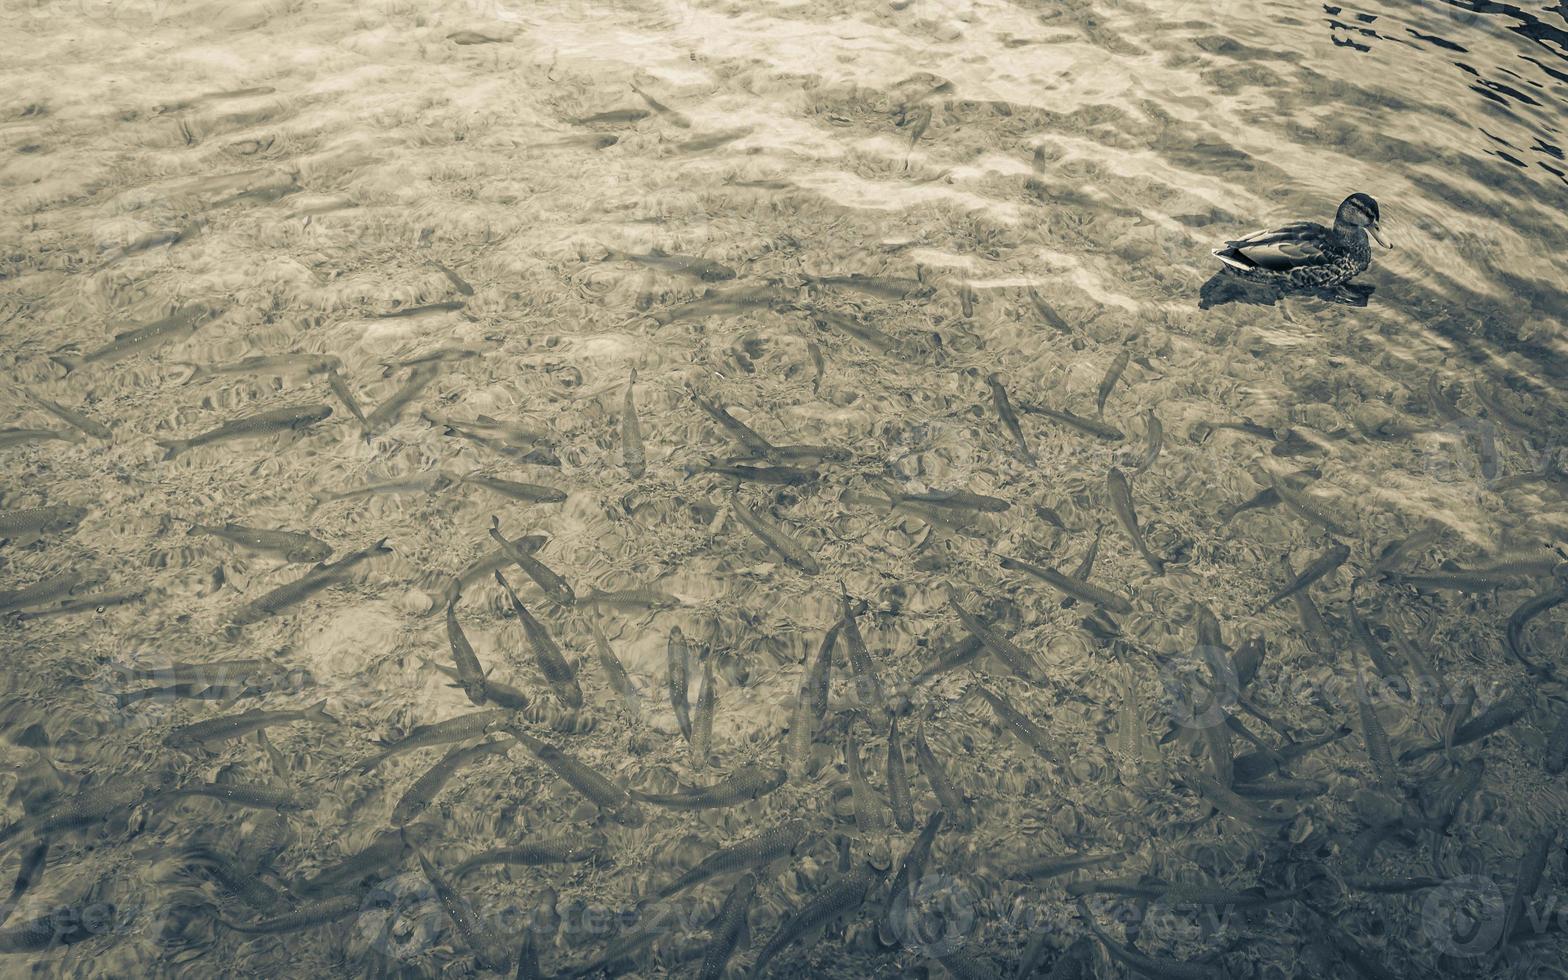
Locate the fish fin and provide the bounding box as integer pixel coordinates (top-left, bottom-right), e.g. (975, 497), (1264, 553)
(155, 439), (187, 460)
(50, 355), (82, 375)
(304, 700), (338, 725)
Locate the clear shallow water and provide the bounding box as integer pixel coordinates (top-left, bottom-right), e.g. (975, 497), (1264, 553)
(2, 0), (1568, 976)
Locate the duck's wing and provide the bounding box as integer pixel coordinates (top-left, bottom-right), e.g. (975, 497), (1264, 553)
(1213, 222), (1333, 272)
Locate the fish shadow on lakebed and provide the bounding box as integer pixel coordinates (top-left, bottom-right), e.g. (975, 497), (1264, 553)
(1198, 271), (1376, 310)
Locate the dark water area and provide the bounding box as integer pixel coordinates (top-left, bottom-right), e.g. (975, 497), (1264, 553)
(2, 0), (1568, 976)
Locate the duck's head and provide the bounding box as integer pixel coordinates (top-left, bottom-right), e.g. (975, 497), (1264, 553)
(1337, 193), (1391, 248)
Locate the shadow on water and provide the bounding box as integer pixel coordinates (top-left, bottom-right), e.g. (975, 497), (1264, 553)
(1197, 273), (1375, 310)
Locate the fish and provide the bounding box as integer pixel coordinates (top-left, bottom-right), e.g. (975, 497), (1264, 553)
(668, 627), (693, 743)
(629, 80), (691, 128)
(180, 353), (341, 382)
(503, 726), (645, 826)
(632, 764), (787, 810)
(51, 305), (215, 373)
(809, 309), (902, 355)
(156, 403), (331, 460)
(806, 619), (841, 721)
(442, 598), (489, 707)
(692, 658), (716, 767)
(1391, 569), (1543, 593)
(1355, 679), (1399, 793)
(680, 127), (752, 152)
(748, 866), (885, 978)
(218, 894), (362, 934)
(464, 474), (567, 504)
(998, 553), (1133, 614)
(432, 537), (545, 611)
(164, 782), (307, 811)
(489, 518), (575, 605)
(1133, 410), (1163, 476)
(887, 489), (1009, 513)
(994, 850), (1123, 882)
(845, 721), (887, 832)
(786, 682), (817, 780)
(294, 825), (436, 895)
(1498, 829), (1556, 961)
(0, 571), (89, 615)
(1545, 712), (1568, 774)
(310, 470), (449, 508)
(885, 715), (916, 832)
(165, 700), (337, 750)
(582, 586), (681, 610)
(1069, 878), (1300, 909)
(112, 680), (265, 709)
(884, 810), (943, 931)
(422, 411), (554, 450)
(605, 247), (735, 282)
(1219, 487), (1279, 525)
(416, 851), (512, 972)
(910, 634), (984, 685)
(803, 274), (931, 301)
(730, 494), (820, 575)
(587, 620), (641, 718)
(973, 685), (1055, 762)
(0, 841), (47, 927)
(418, 657), (527, 711)
(808, 339), (826, 394)
(226, 538), (391, 628)
(651, 285), (795, 325)
(947, 589), (1041, 680)
(1233, 726), (1349, 783)
(452, 836), (601, 877)
(0, 428), (77, 449)
(698, 873), (757, 980)
(364, 364), (439, 436)
(184, 522), (333, 563)
(1442, 683), (1476, 752)
(1232, 636), (1265, 689)
(760, 444), (853, 466)
(374, 301), (465, 319)
(1070, 525), (1104, 587)
(1346, 586), (1406, 689)
(108, 658), (291, 687)
(1472, 379), (1546, 436)
(447, 29), (505, 44)
(492, 571), (583, 711)
(0, 777), (162, 850)
(1268, 471), (1351, 537)
(1341, 875), (1448, 894)
(391, 738), (512, 826)
(1401, 692), (1529, 761)
(1428, 372), (1467, 423)
(1265, 543), (1349, 607)
(1281, 555), (1335, 656)
(1018, 402), (1124, 441)
(1370, 519), (1444, 574)
(429, 260), (474, 295)
(690, 462), (818, 485)
(689, 389), (775, 456)
(1095, 349), (1131, 416)
(182, 843), (279, 910)
(572, 108), (650, 125)
(912, 720), (972, 829)
(357, 709), (514, 773)
(1106, 468), (1164, 575)
(654, 820), (808, 899)
(838, 591), (887, 712)
(24, 394), (112, 440)
(986, 372), (1036, 464)
(622, 369), (645, 478)
(1027, 287), (1073, 334)
(0, 504), (87, 540)
(515, 930), (543, 980)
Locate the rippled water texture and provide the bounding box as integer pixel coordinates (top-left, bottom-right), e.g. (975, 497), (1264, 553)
(3, 0), (1568, 976)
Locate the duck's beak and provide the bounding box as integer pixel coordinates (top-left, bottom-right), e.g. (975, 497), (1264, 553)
(1368, 222), (1392, 249)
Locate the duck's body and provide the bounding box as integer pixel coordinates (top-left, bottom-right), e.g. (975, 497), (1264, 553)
(1212, 193), (1390, 291)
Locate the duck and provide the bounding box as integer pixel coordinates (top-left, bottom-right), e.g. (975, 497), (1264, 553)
(1212, 193), (1391, 292)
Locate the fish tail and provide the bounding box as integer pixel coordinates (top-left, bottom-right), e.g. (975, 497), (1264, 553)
(50, 355), (82, 375)
(304, 699), (339, 725)
(156, 438), (188, 461)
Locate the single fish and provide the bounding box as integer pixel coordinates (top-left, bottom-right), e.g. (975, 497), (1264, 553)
(633, 765), (787, 810)
(1232, 635), (1266, 690)
(888, 489), (1009, 513)
(375, 301), (465, 319)
(698, 872), (757, 980)
(803, 274), (931, 301)
(668, 626), (693, 742)
(493, 571), (583, 710)
(0, 428), (77, 449)
(808, 339), (826, 394)
(605, 247), (735, 282)
(996, 850), (1123, 882)
(0, 841), (48, 927)
(0, 904), (123, 950)
(163, 782), (307, 811)
(423, 411), (553, 449)
(216, 893), (361, 934)
(380, 346), (489, 376)
(419, 657), (527, 711)
(165, 700), (337, 750)
(310, 470), (449, 508)
(416, 851), (512, 972)
(1027, 287), (1073, 335)
(465, 474), (567, 504)
(986, 372), (1035, 464)
(185, 522), (332, 563)
(1370, 519), (1444, 574)
(692, 657), (717, 767)
(582, 586), (681, 610)
(364, 364), (439, 436)
(806, 619), (841, 721)
(651, 285), (795, 326)
(1401, 693), (1529, 762)
(113, 679), (269, 709)
(1076, 897), (1232, 980)
(108, 658), (289, 687)
(0, 777), (163, 850)
(1355, 680), (1399, 793)
(786, 681), (817, 780)
(910, 634), (985, 685)
(656, 820), (808, 899)
(912, 720), (972, 829)
(885, 715), (915, 832)
(1346, 586), (1406, 689)
(1544, 712), (1568, 774)
(691, 462), (818, 486)
(839, 590), (887, 712)
(391, 738), (512, 826)
(731, 494), (820, 575)
(358, 709), (514, 773)
(51, 304), (215, 373)
(629, 80), (692, 128)
(621, 368), (645, 478)
(489, 518), (575, 605)
(1071, 525), (1104, 586)
(973, 685), (1055, 763)
(947, 589), (1041, 680)
(1442, 683), (1476, 752)
(1219, 486), (1279, 525)
(447, 29), (506, 44)
(809, 309), (901, 355)
(295, 825), (437, 895)
(1282, 555), (1334, 656)
(1392, 569), (1541, 593)
(503, 726), (644, 825)
(432, 537), (545, 611)
(1133, 410), (1162, 476)
(1268, 471), (1351, 537)
(429, 260), (474, 296)
(748, 866), (885, 978)
(1498, 829), (1557, 961)
(0, 504), (87, 539)
(1095, 349), (1131, 417)
(0, 571), (88, 614)
(226, 538), (391, 628)
(443, 598), (489, 706)
(1018, 403), (1124, 442)
(998, 553), (1132, 614)
(1106, 468), (1164, 575)
(181, 353), (341, 382)
(689, 389), (775, 456)
(156, 403), (331, 459)
(1266, 543), (1348, 606)
(883, 810), (943, 931)
(588, 620), (641, 718)
(24, 394), (112, 440)
(452, 836), (601, 877)
(182, 843), (279, 909)
(845, 721), (887, 832)
(572, 108), (651, 125)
